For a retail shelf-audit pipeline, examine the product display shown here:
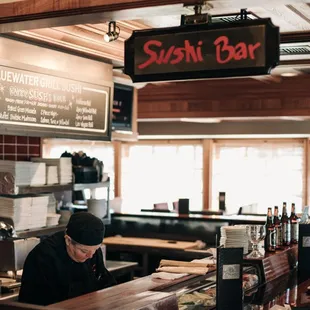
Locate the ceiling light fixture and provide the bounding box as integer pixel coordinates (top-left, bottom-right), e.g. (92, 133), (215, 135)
(104, 21), (120, 43)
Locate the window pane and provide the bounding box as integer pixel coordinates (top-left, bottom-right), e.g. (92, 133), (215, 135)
(43, 139), (115, 199)
(211, 141), (304, 215)
(121, 143), (203, 213)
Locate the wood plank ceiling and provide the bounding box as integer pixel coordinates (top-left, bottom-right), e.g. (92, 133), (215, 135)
(7, 2), (310, 72)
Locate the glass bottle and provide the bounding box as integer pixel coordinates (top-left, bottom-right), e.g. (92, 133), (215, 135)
(265, 207), (276, 252)
(290, 203), (299, 244)
(274, 206), (283, 249)
(282, 202), (291, 246)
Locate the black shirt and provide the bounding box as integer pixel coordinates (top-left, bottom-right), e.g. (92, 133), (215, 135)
(18, 231), (116, 306)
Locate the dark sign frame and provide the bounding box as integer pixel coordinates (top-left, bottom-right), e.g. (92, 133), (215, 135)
(0, 62), (112, 141)
(112, 83), (134, 132)
(125, 18), (280, 83)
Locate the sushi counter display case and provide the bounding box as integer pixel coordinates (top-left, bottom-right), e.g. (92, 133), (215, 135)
(165, 265), (259, 310)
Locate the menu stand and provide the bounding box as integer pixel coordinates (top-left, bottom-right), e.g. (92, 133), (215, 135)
(216, 247), (243, 310)
(298, 224), (310, 282)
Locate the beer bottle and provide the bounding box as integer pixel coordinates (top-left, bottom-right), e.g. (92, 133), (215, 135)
(282, 202), (291, 246)
(274, 206), (283, 249)
(265, 207), (276, 252)
(290, 203), (299, 244)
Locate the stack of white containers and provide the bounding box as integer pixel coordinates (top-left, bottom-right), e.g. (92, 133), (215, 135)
(0, 195), (48, 231)
(31, 158), (72, 185)
(0, 161), (46, 194)
(46, 166), (58, 185)
(220, 226), (249, 254)
(46, 194), (61, 227)
(0, 161), (32, 186)
(30, 196), (49, 229)
(30, 163), (46, 186)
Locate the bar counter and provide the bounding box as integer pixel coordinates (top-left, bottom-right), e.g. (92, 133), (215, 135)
(47, 270), (310, 309)
(0, 248), (308, 309)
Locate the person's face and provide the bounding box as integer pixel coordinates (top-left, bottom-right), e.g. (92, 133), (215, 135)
(65, 235), (101, 263)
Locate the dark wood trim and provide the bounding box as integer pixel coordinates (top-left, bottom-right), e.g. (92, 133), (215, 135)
(281, 31), (310, 43)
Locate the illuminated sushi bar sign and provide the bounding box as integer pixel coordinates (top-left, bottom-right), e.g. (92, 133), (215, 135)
(124, 19), (280, 83)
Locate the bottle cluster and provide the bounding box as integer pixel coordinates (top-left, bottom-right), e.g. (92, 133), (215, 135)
(265, 202), (299, 252)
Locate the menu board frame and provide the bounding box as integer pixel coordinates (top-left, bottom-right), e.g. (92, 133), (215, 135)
(124, 18), (280, 83)
(0, 60), (113, 141)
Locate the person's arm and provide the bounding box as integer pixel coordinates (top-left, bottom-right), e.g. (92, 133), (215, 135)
(18, 250), (62, 306)
(93, 249), (117, 290)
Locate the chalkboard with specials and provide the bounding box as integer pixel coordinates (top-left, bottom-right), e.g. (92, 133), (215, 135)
(124, 18), (280, 83)
(0, 65), (111, 140)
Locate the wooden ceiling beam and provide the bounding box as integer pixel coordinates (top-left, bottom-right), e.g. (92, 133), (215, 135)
(7, 18), (150, 65)
(0, 0), (192, 33)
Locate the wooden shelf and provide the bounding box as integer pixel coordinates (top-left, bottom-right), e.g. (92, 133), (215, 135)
(16, 218), (110, 238)
(17, 184), (72, 194)
(16, 224), (67, 238)
(10, 181), (110, 195)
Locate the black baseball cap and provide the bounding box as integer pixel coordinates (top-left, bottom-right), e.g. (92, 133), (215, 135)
(66, 212), (105, 246)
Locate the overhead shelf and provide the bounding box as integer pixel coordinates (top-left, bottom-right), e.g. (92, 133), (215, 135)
(16, 224), (67, 238)
(73, 180), (110, 191)
(16, 217), (111, 238)
(17, 184), (73, 194)
(15, 180), (110, 195)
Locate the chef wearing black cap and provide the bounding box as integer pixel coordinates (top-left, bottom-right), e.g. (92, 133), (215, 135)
(18, 212), (116, 306)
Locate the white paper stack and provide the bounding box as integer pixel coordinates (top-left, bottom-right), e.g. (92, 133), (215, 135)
(30, 196), (48, 229)
(220, 226), (249, 254)
(0, 161), (32, 186)
(46, 166), (58, 185)
(46, 194), (57, 214)
(0, 195), (49, 230)
(0, 196), (33, 231)
(32, 158), (72, 184)
(46, 214), (61, 226)
(30, 163), (46, 186)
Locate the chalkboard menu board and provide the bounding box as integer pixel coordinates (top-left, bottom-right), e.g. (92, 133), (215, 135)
(0, 65), (111, 140)
(125, 18), (279, 83)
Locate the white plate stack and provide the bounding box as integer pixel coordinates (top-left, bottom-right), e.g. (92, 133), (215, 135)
(220, 226), (249, 254)
(30, 163), (46, 186)
(32, 158), (72, 184)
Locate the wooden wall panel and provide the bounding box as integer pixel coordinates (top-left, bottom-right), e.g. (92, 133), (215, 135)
(137, 76), (310, 118)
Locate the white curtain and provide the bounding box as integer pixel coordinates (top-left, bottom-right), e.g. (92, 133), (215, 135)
(211, 140), (305, 215)
(121, 143), (203, 213)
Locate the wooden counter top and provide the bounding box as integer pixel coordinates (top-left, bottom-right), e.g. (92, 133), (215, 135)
(53, 290), (178, 310)
(52, 273), (205, 309)
(103, 237), (199, 250)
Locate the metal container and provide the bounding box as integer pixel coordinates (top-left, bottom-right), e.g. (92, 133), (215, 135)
(0, 238), (39, 272)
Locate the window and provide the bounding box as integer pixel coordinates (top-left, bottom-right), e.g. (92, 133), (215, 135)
(121, 142), (203, 213)
(42, 139), (115, 199)
(211, 140), (305, 215)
